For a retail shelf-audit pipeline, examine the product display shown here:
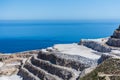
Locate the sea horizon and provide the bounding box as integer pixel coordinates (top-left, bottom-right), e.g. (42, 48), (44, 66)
(0, 20), (119, 53)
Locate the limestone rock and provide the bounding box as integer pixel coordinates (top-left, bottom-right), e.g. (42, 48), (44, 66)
(79, 40), (111, 52)
(107, 25), (120, 47)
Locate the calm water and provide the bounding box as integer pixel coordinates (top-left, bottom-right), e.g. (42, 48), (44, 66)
(0, 21), (119, 53)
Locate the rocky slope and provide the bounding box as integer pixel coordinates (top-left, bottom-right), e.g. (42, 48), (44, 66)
(0, 50), (39, 76)
(17, 50), (98, 80)
(107, 25), (120, 47)
(80, 58), (120, 80)
(79, 38), (112, 52)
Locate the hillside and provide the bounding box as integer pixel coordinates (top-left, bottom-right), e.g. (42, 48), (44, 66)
(80, 58), (120, 80)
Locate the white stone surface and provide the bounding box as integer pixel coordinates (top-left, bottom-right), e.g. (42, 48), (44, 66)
(0, 62), (3, 67)
(53, 43), (101, 60)
(0, 75), (22, 80)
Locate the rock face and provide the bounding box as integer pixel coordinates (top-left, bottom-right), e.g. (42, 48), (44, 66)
(107, 38), (120, 47)
(0, 50), (39, 76)
(112, 26), (120, 38)
(79, 40), (111, 52)
(107, 25), (120, 47)
(0, 50), (39, 61)
(17, 50), (97, 80)
(97, 54), (112, 64)
(37, 51), (95, 71)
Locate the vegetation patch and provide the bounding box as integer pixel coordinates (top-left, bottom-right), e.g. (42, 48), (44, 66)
(80, 58), (120, 80)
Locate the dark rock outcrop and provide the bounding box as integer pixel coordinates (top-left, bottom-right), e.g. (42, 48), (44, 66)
(18, 68), (40, 80)
(24, 62), (57, 80)
(79, 40), (111, 52)
(31, 56), (73, 80)
(97, 54), (112, 64)
(107, 38), (120, 47)
(37, 51), (93, 71)
(107, 25), (120, 47)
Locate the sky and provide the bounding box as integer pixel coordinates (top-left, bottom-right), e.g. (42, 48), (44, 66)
(0, 0), (120, 20)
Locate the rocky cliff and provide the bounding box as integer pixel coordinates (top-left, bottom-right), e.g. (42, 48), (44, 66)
(17, 50), (98, 80)
(79, 39), (111, 52)
(107, 25), (120, 47)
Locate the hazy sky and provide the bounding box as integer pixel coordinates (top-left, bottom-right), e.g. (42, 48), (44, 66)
(0, 0), (120, 20)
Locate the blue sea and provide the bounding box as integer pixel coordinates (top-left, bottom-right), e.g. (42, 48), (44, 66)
(0, 20), (119, 53)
